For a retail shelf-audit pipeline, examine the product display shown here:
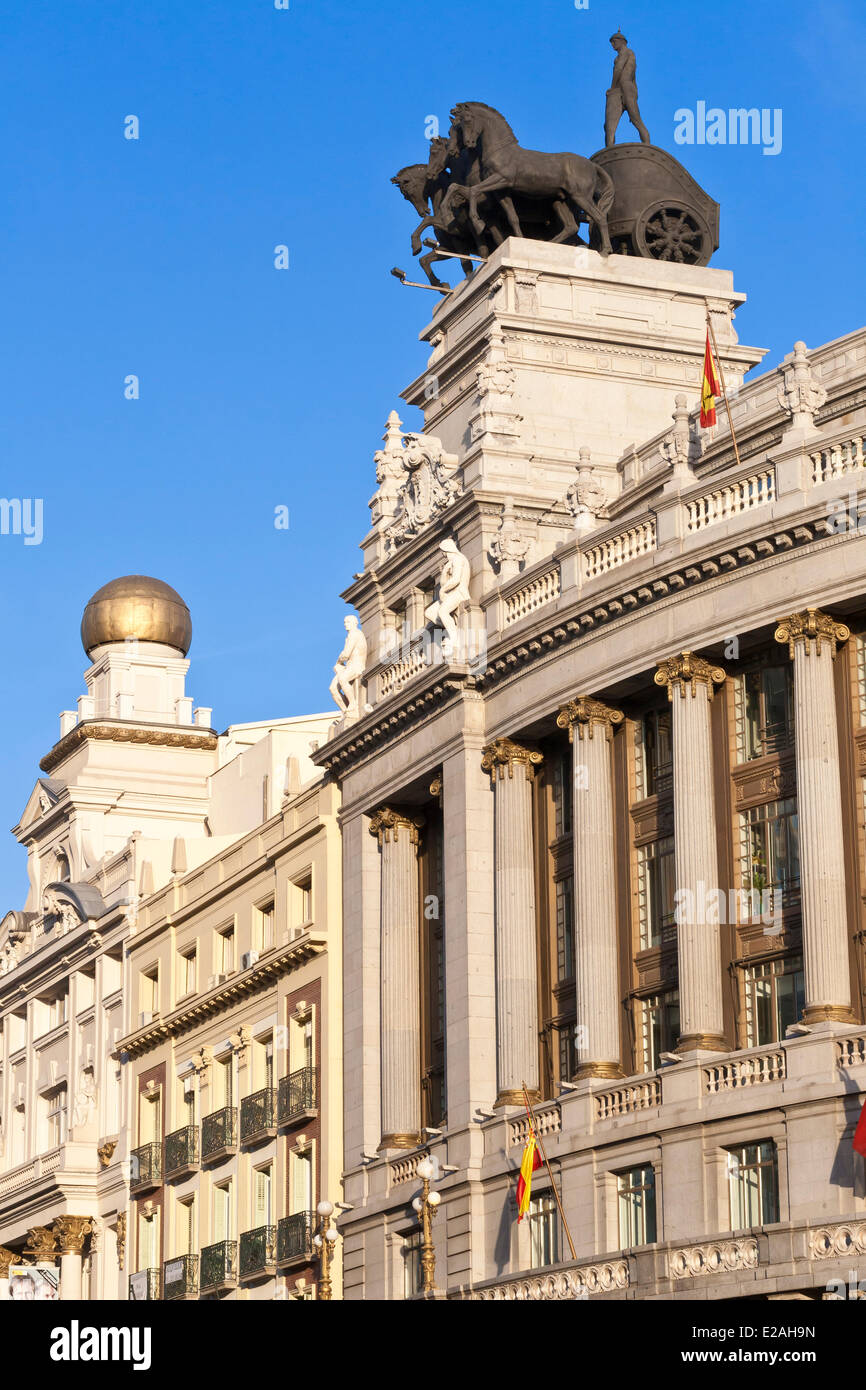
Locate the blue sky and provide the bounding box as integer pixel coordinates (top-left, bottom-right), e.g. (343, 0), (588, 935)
(0, 0), (863, 901)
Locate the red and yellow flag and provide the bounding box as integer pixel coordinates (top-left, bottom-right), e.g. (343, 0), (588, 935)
(700, 329), (721, 427)
(516, 1131), (543, 1220)
(854, 1097), (866, 1157)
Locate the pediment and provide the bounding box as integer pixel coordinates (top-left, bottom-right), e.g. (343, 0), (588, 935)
(18, 777), (66, 832)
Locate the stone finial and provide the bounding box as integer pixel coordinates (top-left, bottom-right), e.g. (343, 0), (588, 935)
(556, 696), (624, 741)
(566, 447), (607, 532)
(777, 341), (826, 430)
(369, 807), (425, 845)
(660, 393), (702, 477)
(774, 608), (850, 659)
(489, 496), (530, 580)
(52, 1216), (93, 1256)
(654, 650), (726, 700)
(370, 410), (408, 525)
(480, 738), (544, 781)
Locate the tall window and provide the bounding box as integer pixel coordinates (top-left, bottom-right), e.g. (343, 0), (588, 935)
(43, 1085), (68, 1149)
(639, 709), (673, 797)
(637, 836), (676, 949)
(543, 744), (576, 1093)
(741, 799), (800, 901)
(179, 1075), (196, 1127)
(140, 968), (159, 1018)
(258, 903), (275, 952)
(178, 1196), (196, 1255)
(139, 1211), (159, 1271)
(552, 747), (573, 837)
(640, 991), (680, 1071)
(47, 991), (68, 1030)
(421, 812), (446, 1128)
(253, 1165), (273, 1226)
(743, 956), (804, 1047)
(617, 1165), (657, 1247)
(728, 1141), (779, 1228)
(739, 665), (794, 761)
(218, 1056), (233, 1109)
(293, 876), (312, 926)
(527, 1192), (560, 1269)
(290, 1147), (313, 1216)
(256, 1034), (274, 1090)
(402, 1230), (423, 1298)
(213, 1181), (233, 1242)
(217, 926), (235, 974)
(178, 947), (196, 999)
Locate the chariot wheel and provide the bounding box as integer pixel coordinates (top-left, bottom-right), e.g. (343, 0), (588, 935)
(634, 199), (713, 266)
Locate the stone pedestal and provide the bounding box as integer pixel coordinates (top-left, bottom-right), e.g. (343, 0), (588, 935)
(557, 696), (624, 1077)
(654, 652), (727, 1052)
(775, 610), (854, 1022)
(481, 738), (543, 1104)
(370, 808), (425, 1148)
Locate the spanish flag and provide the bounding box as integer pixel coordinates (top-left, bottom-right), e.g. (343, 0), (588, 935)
(853, 1097), (866, 1157)
(700, 329), (721, 428)
(516, 1131), (543, 1220)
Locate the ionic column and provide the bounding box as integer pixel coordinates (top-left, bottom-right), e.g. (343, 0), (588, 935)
(557, 697), (624, 1078)
(775, 609), (854, 1022)
(654, 651), (727, 1052)
(369, 808), (425, 1149)
(481, 738), (543, 1105)
(53, 1216), (92, 1300)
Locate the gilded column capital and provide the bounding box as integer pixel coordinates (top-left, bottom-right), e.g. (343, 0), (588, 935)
(52, 1215), (93, 1256)
(25, 1225), (57, 1260)
(556, 695), (624, 742)
(774, 608), (850, 659)
(480, 737), (544, 781)
(654, 650), (726, 701)
(0, 1246), (17, 1278)
(369, 806), (425, 845)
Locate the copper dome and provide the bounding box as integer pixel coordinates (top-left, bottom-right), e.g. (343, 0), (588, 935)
(80, 576), (192, 657)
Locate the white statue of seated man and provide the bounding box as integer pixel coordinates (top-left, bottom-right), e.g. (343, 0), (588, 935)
(329, 615), (367, 718)
(425, 538), (471, 653)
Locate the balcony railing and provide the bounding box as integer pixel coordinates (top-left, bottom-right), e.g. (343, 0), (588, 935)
(240, 1088), (277, 1145)
(278, 1067), (318, 1126)
(239, 1224), (277, 1278)
(277, 1211), (314, 1266)
(128, 1267), (161, 1301)
(163, 1253), (199, 1301)
(164, 1125), (200, 1178)
(200, 1240), (238, 1292)
(201, 1107), (237, 1162)
(129, 1141), (162, 1193)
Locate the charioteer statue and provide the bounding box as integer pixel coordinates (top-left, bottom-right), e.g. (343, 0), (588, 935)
(392, 38), (719, 286)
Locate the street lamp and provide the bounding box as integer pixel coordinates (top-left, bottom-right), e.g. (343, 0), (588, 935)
(312, 1200), (339, 1301)
(412, 1156), (441, 1295)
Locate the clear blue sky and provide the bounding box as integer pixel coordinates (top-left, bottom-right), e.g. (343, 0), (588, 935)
(0, 0), (863, 903)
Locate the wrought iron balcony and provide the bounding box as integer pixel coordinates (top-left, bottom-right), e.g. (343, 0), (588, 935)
(200, 1239), (238, 1292)
(278, 1066), (318, 1126)
(277, 1210), (314, 1266)
(163, 1253), (199, 1301)
(164, 1124), (200, 1178)
(240, 1088), (276, 1145)
(128, 1267), (161, 1301)
(201, 1106), (237, 1162)
(129, 1141), (162, 1193)
(239, 1224), (276, 1279)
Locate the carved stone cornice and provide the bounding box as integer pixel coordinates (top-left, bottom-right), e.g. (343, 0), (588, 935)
(368, 807), (425, 845)
(52, 1215), (93, 1256)
(774, 608), (850, 659)
(654, 651), (726, 701)
(480, 738), (544, 781)
(556, 696), (624, 742)
(40, 720), (218, 774)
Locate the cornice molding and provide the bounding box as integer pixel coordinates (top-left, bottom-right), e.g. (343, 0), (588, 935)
(40, 719), (218, 774)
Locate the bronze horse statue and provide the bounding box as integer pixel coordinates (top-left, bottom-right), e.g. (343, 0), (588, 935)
(439, 103), (615, 256)
(391, 135), (505, 289)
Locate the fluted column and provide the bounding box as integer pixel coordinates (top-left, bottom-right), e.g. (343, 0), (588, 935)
(654, 651), (727, 1052)
(369, 808), (424, 1149)
(53, 1216), (92, 1300)
(481, 738), (543, 1105)
(557, 697), (624, 1078)
(775, 609), (854, 1022)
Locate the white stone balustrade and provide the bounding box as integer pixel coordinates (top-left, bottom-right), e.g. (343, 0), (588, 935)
(686, 469), (775, 532)
(582, 521), (656, 582)
(504, 567), (561, 626)
(811, 435), (865, 485)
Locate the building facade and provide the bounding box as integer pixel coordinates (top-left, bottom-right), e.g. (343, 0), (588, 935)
(0, 577), (339, 1300)
(319, 239), (866, 1300)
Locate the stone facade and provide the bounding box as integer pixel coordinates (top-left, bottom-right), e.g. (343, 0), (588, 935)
(318, 237), (866, 1300)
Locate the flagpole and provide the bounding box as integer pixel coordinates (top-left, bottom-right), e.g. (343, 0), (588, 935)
(704, 301), (744, 471)
(521, 1082), (577, 1261)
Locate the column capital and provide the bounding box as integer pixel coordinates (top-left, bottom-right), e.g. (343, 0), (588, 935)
(368, 807), (425, 845)
(52, 1215), (93, 1256)
(654, 650), (726, 700)
(556, 695), (624, 741)
(25, 1225), (57, 1261)
(0, 1246), (16, 1278)
(774, 608), (850, 659)
(481, 737), (544, 781)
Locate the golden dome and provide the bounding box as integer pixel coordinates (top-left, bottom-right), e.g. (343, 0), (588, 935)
(81, 576), (192, 657)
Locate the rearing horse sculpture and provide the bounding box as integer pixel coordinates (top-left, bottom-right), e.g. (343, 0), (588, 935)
(440, 102), (615, 255)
